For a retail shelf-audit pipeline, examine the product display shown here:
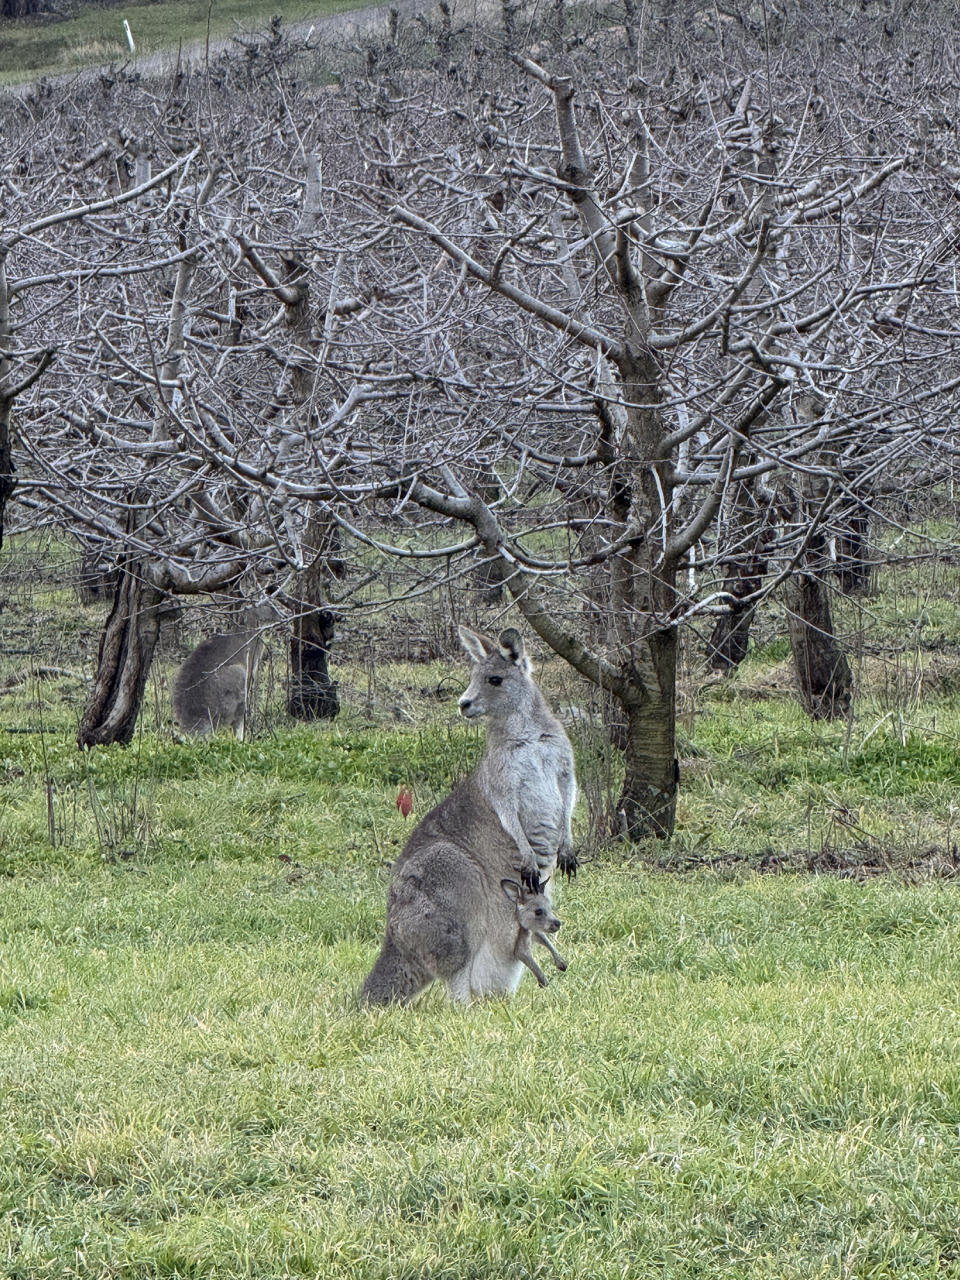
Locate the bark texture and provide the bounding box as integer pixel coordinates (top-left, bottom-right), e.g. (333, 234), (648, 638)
(288, 607), (339, 720)
(619, 627), (678, 838)
(786, 570), (852, 720)
(77, 564), (165, 747)
(835, 505), (873, 595)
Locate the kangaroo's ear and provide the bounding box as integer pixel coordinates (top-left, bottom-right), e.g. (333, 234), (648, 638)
(459, 625), (494, 663)
(498, 628), (530, 672)
(500, 878), (523, 903)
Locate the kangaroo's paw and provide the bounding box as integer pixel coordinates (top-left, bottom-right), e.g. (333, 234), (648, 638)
(557, 848), (578, 879)
(520, 861), (542, 894)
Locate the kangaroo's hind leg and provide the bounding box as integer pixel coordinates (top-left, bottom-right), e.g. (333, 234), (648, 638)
(360, 933), (434, 1006)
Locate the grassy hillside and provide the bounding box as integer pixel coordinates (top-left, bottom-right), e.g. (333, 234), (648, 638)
(0, 0), (370, 82)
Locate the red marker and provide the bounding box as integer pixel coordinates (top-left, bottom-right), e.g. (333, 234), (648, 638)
(396, 787), (413, 818)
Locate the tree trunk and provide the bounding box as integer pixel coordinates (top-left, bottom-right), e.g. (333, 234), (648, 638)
(708, 602), (755, 672)
(287, 510), (341, 720)
(288, 607), (339, 720)
(786, 570), (852, 720)
(472, 469), (509, 602)
(0, 400), (12, 552)
(780, 393), (853, 720)
(618, 626), (678, 839)
(473, 554), (509, 602)
(708, 477), (772, 671)
(77, 564), (165, 747)
(835, 504), (873, 595)
(77, 551), (118, 604)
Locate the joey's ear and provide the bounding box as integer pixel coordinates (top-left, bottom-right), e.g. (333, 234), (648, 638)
(500, 879), (523, 904)
(459, 625), (494, 663)
(498, 628), (527, 668)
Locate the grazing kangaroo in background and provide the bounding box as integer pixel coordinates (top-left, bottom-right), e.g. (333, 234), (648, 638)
(361, 625), (577, 1005)
(173, 604), (272, 740)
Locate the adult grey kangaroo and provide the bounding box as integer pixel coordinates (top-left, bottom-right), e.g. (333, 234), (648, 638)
(360, 625), (577, 1004)
(457, 624), (577, 889)
(172, 605), (270, 739)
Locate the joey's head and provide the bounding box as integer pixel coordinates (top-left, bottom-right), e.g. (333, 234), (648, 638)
(501, 879), (562, 934)
(457, 625), (535, 722)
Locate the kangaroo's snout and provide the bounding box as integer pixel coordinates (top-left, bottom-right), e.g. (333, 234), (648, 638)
(458, 696), (479, 718)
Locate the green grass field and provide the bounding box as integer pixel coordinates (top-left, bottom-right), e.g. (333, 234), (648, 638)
(3, 530), (960, 1277)
(3, 860), (960, 1278)
(0, 0), (370, 82)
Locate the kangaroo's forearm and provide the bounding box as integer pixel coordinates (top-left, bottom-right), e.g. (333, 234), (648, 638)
(534, 931), (567, 971)
(516, 943), (549, 987)
(496, 811), (540, 867)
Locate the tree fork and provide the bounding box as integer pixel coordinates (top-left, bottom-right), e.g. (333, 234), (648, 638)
(77, 564), (165, 748)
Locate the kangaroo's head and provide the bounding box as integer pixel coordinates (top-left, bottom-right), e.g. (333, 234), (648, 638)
(501, 879), (562, 934)
(458, 625), (536, 722)
(240, 600), (281, 634)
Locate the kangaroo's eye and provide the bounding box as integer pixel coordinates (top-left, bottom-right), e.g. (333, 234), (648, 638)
(535, 908), (545, 917)
(487, 676), (503, 686)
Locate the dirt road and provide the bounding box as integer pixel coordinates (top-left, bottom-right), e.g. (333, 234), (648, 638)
(4, 0), (489, 94)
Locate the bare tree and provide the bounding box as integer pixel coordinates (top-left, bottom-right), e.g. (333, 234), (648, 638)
(326, 17), (960, 835)
(1, 56), (366, 742)
(3, 3), (960, 808)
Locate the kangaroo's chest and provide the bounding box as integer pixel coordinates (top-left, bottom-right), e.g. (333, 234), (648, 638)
(506, 737), (570, 812)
